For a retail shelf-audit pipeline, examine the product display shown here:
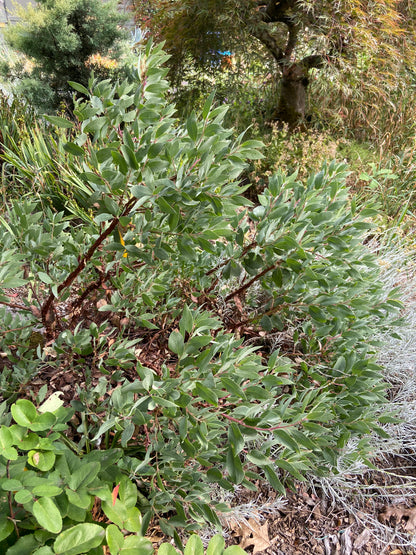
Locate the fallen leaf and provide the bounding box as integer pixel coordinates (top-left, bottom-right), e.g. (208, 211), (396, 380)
(353, 528), (370, 549)
(238, 518), (271, 554)
(380, 505), (416, 532)
(340, 526), (353, 555)
(233, 295), (244, 315)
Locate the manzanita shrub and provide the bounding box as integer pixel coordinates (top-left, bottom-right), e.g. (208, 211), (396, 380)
(0, 40), (402, 547)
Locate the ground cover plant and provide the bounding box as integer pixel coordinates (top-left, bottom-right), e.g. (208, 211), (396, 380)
(0, 42), (405, 552)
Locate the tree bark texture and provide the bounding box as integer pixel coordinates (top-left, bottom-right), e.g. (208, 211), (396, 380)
(253, 1), (325, 126)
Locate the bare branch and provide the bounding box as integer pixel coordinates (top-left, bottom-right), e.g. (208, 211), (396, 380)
(250, 24), (284, 63)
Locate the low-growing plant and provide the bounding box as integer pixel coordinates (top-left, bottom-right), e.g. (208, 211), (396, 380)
(158, 535), (244, 554)
(248, 123), (338, 191)
(0, 92), (39, 202)
(0, 41), (403, 545)
(0, 398), (153, 554)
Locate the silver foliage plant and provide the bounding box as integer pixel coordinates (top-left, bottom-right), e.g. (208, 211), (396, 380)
(305, 231), (416, 549)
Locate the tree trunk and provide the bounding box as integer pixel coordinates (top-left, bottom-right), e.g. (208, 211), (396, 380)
(274, 62), (309, 127)
(273, 55), (324, 127)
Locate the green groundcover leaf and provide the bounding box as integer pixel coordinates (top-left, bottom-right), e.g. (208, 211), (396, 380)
(33, 497), (62, 534)
(53, 523), (105, 555)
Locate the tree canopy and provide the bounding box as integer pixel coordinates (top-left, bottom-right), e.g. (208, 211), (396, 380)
(137, 0), (416, 127)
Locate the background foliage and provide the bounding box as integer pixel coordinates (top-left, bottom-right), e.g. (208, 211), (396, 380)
(1, 0), (129, 111)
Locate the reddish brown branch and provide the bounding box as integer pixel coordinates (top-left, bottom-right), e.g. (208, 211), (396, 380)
(206, 241), (257, 277)
(223, 413), (306, 431)
(70, 270), (111, 311)
(0, 300), (32, 312)
(224, 263), (277, 302)
(41, 197), (137, 331)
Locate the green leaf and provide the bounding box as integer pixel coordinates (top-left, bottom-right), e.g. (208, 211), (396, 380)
(112, 151), (129, 175)
(33, 547), (55, 555)
(64, 142), (85, 157)
(0, 516), (14, 542)
(228, 423), (244, 454)
(274, 459), (305, 481)
(32, 484), (63, 497)
(246, 450), (271, 467)
(121, 421), (135, 447)
(106, 524), (124, 555)
(123, 506), (142, 533)
(131, 185), (152, 199)
(104, 197), (119, 216)
(120, 535), (153, 554)
(68, 81), (90, 95)
(186, 112), (198, 142)
(273, 429), (299, 452)
(184, 534), (203, 555)
(53, 523), (105, 555)
(33, 497), (63, 534)
(11, 399), (37, 426)
(241, 139), (264, 150)
(220, 377), (246, 400)
(5, 534), (39, 554)
(38, 272), (54, 285)
(224, 546), (246, 554)
(263, 465), (285, 495)
(195, 383), (218, 406)
(206, 534), (225, 555)
(156, 196), (176, 215)
(121, 145), (139, 170)
(15, 489), (34, 504)
(118, 476), (138, 509)
(101, 499), (125, 529)
(65, 488), (91, 509)
(68, 462), (100, 490)
(158, 545), (180, 555)
(1, 478), (23, 491)
(202, 92), (215, 120)
(179, 305), (194, 335)
(28, 450), (55, 472)
(0, 425), (14, 450)
(29, 412), (56, 432)
(226, 446), (244, 485)
(168, 330), (184, 356)
(84, 116), (107, 134)
(0, 446), (18, 460)
(44, 115), (74, 129)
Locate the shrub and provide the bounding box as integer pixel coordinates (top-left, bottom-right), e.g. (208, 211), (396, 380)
(248, 123), (339, 189)
(2, 0), (128, 112)
(0, 41), (402, 541)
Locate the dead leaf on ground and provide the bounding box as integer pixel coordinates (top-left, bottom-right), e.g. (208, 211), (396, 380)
(236, 518), (271, 554)
(379, 505), (416, 532)
(353, 528), (370, 549)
